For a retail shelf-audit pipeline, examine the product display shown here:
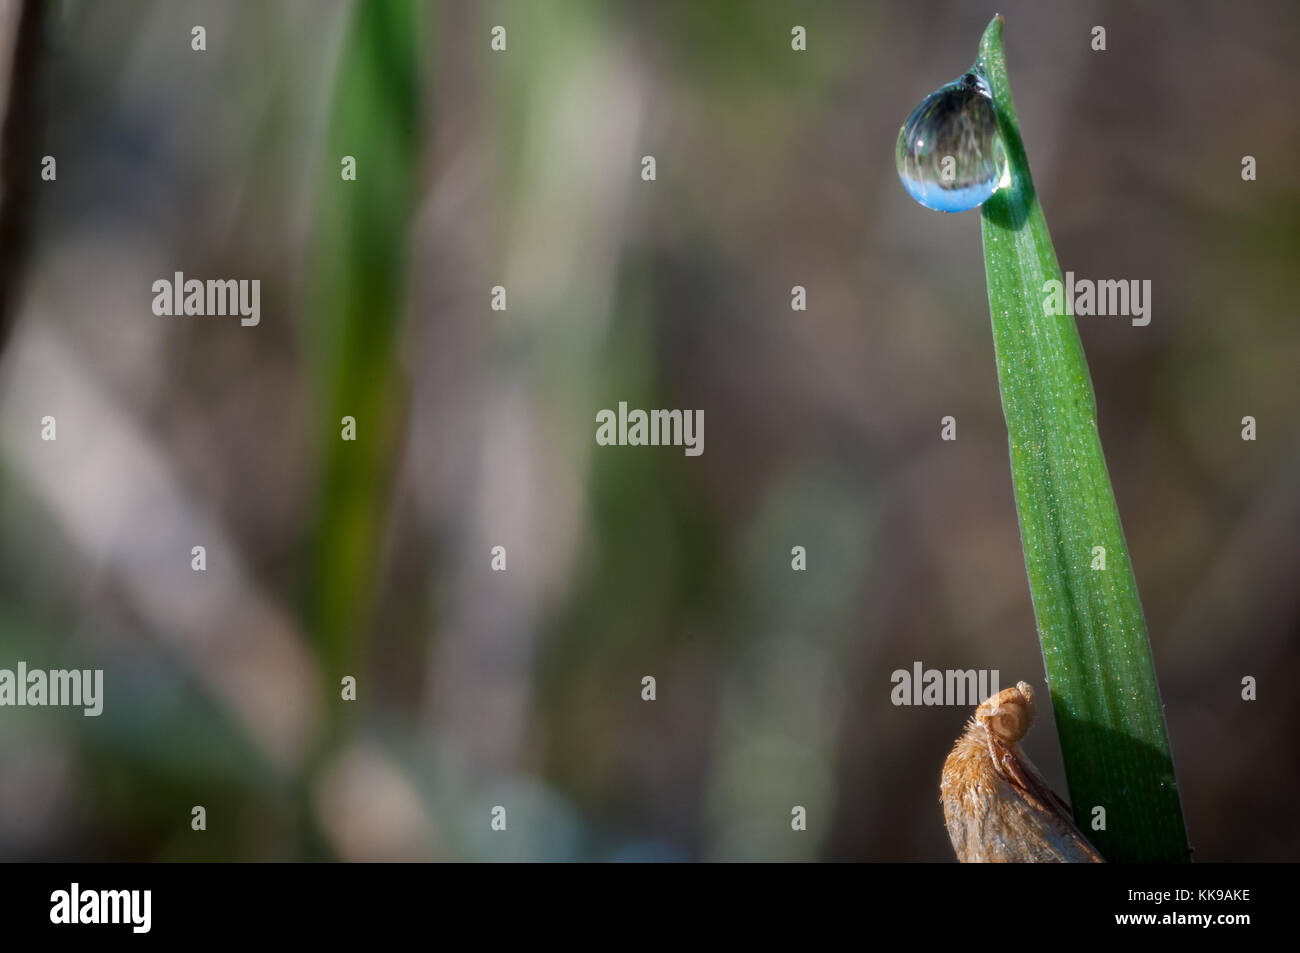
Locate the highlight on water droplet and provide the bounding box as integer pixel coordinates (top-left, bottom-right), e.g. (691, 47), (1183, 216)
(896, 70), (1010, 213)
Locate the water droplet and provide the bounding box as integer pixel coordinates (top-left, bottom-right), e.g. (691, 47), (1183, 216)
(896, 71), (1010, 213)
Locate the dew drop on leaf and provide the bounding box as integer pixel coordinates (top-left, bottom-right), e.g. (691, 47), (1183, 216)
(896, 70), (1010, 213)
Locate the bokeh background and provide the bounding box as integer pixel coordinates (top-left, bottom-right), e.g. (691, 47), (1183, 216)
(0, 0), (1296, 861)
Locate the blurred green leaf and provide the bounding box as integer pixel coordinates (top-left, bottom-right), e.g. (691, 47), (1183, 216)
(306, 0), (423, 691)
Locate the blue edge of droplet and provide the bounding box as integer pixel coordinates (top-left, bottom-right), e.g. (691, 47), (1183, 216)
(900, 176), (998, 214)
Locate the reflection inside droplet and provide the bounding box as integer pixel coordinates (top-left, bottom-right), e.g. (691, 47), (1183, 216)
(896, 71), (1010, 213)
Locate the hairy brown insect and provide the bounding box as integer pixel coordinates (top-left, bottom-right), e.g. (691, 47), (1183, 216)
(941, 681), (1104, 863)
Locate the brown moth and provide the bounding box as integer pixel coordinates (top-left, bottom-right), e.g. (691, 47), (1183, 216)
(941, 680), (1104, 862)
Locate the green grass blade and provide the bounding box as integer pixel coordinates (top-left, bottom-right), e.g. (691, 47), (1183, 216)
(975, 16), (1189, 862)
(306, 0), (422, 691)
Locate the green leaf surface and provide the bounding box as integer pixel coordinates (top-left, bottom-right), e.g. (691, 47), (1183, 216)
(306, 0), (422, 692)
(976, 15), (1189, 862)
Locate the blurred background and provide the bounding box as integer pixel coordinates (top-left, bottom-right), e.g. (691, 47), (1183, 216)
(0, 0), (1296, 861)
